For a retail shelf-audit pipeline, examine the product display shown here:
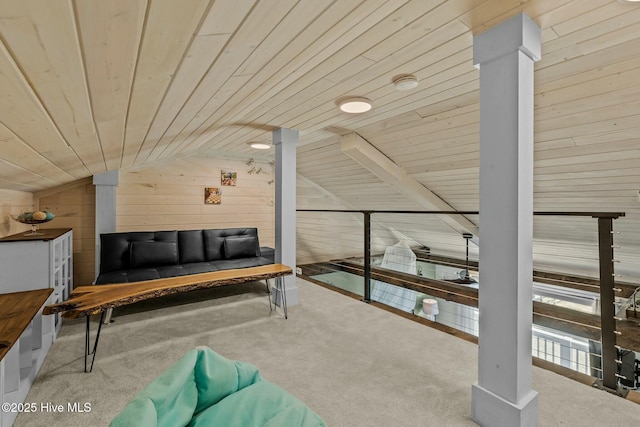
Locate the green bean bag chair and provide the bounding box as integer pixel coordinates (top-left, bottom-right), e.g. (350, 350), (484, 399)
(110, 347), (327, 427)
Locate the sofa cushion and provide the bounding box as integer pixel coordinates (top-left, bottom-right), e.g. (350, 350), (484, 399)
(182, 262), (218, 275)
(100, 231), (178, 274)
(100, 232), (155, 274)
(203, 228), (259, 261)
(223, 235), (260, 259)
(130, 241), (179, 268)
(210, 257), (273, 271)
(126, 269), (160, 283)
(155, 265), (189, 279)
(96, 269), (164, 284)
(179, 230), (206, 264)
(94, 270), (131, 284)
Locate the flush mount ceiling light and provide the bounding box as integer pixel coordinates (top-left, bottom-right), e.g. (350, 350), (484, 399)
(338, 97), (372, 113)
(247, 141), (271, 149)
(619, 0), (640, 3)
(392, 74), (419, 91)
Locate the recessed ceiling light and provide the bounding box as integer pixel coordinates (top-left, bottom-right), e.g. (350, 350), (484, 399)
(338, 97), (372, 113)
(247, 142), (271, 149)
(392, 74), (418, 91)
(619, 0), (640, 3)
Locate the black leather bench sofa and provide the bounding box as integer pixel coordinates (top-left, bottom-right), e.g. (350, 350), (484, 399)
(96, 228), (275, 285)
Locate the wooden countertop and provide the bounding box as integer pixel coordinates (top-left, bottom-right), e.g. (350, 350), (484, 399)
(0, 228), (72, 242)
(44, 264), (292, 319)
(0, 288), (53, 361)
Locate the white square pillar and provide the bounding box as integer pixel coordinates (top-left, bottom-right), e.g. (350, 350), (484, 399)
(471, 13), (541, 427)
(273, 128), (299, 306)
(93, 170), (118, 281)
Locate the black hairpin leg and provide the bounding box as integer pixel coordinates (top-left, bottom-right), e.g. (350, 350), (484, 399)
(85, 311), (105, 373)
(277, 276), (288, 320)
(266, 279), (274, 312)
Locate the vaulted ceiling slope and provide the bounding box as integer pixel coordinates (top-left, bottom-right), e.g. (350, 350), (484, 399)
(1, 1), (639, 280)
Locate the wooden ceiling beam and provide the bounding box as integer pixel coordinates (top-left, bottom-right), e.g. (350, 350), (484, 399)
(297, 172), (419, 246)
(340, 132), (479, 237)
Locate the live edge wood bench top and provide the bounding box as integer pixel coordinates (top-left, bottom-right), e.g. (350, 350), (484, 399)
(43, 264), (292, 319)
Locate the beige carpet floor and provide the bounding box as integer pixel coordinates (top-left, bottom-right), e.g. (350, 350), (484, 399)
(15, 278), (640, 426)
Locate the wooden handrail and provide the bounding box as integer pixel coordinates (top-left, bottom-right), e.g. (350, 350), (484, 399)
(300, 260), (640, 350)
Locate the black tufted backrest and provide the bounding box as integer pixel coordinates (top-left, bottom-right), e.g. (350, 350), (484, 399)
(98, 228), (261, 274)
(99, 231), (178, 274)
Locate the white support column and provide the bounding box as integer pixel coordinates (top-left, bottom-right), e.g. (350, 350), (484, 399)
(273, 128), (299, 306)
(93, 170), (118, 282)
(471, 13), (540, 427)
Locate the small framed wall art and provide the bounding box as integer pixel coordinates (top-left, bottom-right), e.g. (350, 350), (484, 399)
(204, 187), (222, 204)
(221, 170), (237, 186)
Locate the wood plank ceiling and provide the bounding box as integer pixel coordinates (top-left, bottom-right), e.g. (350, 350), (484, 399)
(0, 0), (639, 280)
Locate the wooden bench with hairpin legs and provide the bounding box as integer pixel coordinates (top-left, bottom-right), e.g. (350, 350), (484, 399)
(43, 264), (292, 372)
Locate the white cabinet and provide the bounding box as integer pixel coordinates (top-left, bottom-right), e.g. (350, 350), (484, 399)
(0, 229), (73, 338)
(0, 229), (73, 427)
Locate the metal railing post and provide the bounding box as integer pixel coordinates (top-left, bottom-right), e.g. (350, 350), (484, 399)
(363, 211), (371, 302)
(597, 216), (617, 390)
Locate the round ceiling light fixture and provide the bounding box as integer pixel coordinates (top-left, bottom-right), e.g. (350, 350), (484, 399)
(619, 0), (640, 3)
(338, 97), (372, 113)
(247, 141), (271, 150)
(392, 74), (419, 91)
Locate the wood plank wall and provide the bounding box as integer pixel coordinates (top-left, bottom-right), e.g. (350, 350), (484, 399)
(296, 174), (416, 265)
(117, 156), (275, 246)
(36, 178), (96, 287)
(0, 189), (33, 237)
(21, 155), (274, 287)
